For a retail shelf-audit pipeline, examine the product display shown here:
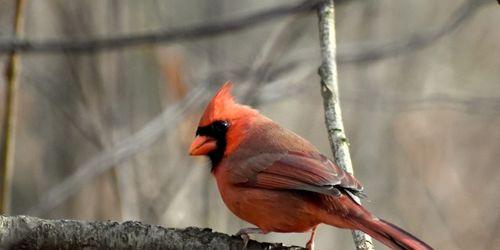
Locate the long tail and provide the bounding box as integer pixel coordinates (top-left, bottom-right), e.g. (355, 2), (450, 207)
(350, 214), (433, 250)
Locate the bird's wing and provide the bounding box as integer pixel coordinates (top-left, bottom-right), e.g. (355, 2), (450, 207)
(230, 151), (365, 198)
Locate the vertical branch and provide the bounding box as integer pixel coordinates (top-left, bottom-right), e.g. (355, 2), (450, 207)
(316, 1), (375, 250)
(0, 0), (26, 214)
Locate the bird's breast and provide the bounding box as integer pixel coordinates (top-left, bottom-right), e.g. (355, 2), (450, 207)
(213, 165), (322, 233)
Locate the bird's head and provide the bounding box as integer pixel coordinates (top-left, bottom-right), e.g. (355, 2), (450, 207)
(189, 82), (258, 166)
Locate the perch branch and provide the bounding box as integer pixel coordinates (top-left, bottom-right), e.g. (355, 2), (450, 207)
(316, 1), (374, 249)
(0, 215), (303, 250)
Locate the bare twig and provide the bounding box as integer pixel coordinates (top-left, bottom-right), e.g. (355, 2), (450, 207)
(0, 0), (485, 65)
(256, 64), (317, 104)
(22, 74), (103, 148)
(198, 0), (486, 88)
(241, 15), (306, 105)
(316, 1), (374, 249)
(0, 215), (304, 250)
(342, 90), (500, 115)
(338, 0), (490, 63)
(0, 0), (326, 54)
(260, 76), (500, 115)
(0, 0), (26, 214)
(30, 85), (209, 215)
(229, 0), (488, 66)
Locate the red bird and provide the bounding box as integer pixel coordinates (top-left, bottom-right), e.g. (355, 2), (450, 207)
(189, 82), (432, 250)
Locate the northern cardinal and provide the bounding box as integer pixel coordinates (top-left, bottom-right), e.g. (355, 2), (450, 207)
(189, 82), (432, 250)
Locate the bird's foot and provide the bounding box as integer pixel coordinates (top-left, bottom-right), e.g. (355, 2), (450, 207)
(306, 226), (317, 250)
(235, 228), (265, 249)
(306, 240), (315, 250)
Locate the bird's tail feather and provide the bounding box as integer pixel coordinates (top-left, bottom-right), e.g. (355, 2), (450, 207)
(350, 214), (433, 250)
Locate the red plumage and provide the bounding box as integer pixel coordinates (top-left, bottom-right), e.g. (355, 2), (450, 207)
(189, 82), (432, 250)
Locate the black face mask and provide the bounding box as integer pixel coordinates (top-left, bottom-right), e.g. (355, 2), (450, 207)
(195, 120), (230, 168)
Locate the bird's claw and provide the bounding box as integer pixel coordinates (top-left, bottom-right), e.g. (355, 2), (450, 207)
(306, 240), (315, 250)
(235, 228), (264, 249)
(237, 232), (250, 249)
(306, 226), (317, 250)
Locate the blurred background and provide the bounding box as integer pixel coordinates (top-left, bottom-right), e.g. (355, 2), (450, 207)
(1, 0), (499, 249)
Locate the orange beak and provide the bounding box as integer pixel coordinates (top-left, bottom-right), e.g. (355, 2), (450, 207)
(189, 135), (217, 155)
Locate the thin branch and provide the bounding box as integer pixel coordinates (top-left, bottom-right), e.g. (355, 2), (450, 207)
(241, 15), (306, 105)
(0, 0), (486, 65)
(267, 0), (489, 64)
(0, 0), (26, 214)
(259, 76), (500, 115)
(342, 90), (500, 115)
(0, 0), (326, 54)
(0, 215), (304, 250)
(193, 0), (488, 85)
(238, 0), (488, 65)
(338, 0), (490, 63)
(256, 63), (317, 104)
(316, 1), (374, 250)
(30, 85), (209, 215)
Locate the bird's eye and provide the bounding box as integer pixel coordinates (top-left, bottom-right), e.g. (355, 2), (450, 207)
(212, 120), (229, 133)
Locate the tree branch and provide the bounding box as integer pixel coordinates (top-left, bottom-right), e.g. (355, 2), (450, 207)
(338, 0), (490, 63)
(0, 0), (326, 54)
(0, 215), (304, 250)
(0, 0), (486, 65)
(316, 1), (374, 249)
(0, 0), (26, 214)
(29, 85), (209, 215)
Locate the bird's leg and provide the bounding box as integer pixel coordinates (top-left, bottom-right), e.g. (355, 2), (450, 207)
(306, 226), (318, 250)
(235, 227), (266, 249)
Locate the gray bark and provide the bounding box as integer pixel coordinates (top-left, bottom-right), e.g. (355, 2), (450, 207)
(316, 1), (375, 250)
(0, 215), (304, 250)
